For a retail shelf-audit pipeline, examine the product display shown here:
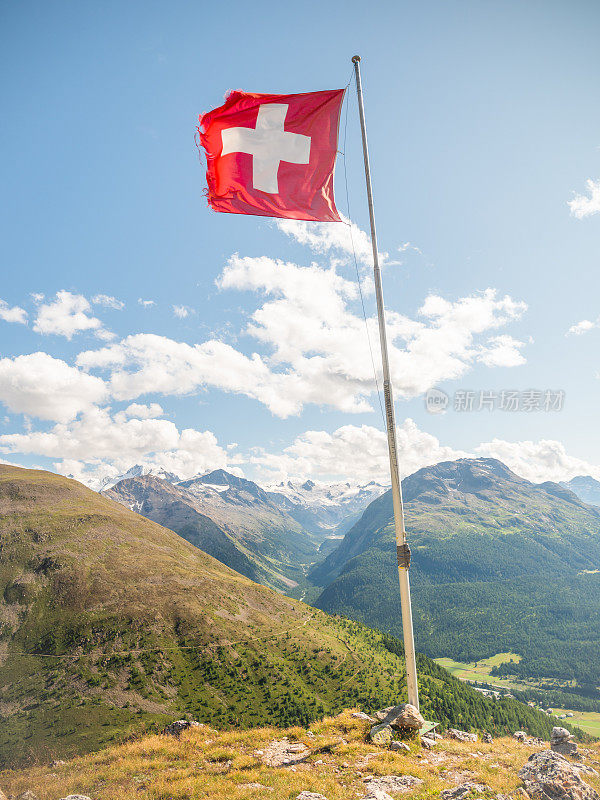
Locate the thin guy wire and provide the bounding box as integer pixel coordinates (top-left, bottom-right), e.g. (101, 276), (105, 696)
(341, 83), (386, 426)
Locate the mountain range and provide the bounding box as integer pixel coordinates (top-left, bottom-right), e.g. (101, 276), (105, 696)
(311, 458), (600, 690)
(562, 475), (600, 507)
(102, 468), (385, 594)
(0, 464), (560, 768)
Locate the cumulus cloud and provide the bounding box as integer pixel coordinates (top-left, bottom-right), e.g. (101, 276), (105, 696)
(117, 402), (164, 420)
(567, 318), (598, 336)
(478, 334), (526, 367)
(0, 352), (107, 423)
(92, 294), (125, 310)
(476, 437), (600, 483)
(73, 257), (528, 419)
(0, 299), (27, 324)
(76, 333), (301, 415)
(569, 178), (600, 219)
(222, 256), (528, 406)
(242, 419), (469, 485)
(0, 407), (227, 485)
(276, 214), (383, 269)
(33, 291), (113, 340)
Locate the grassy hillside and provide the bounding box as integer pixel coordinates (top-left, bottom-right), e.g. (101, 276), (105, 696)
(0, 465), (567, 768)
(313, 458), (600, 687)
(1, 712), (598, 800)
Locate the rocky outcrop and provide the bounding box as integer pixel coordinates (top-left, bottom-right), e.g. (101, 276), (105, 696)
(162, 719), (201, 737)
(519, 750), (600, 800)
(446, 728), (478, 742)
(515, 731), (545, 747)
(257, 738), (310, 767)
(551, 727), (580, 758)
(296, 793), (328, 800)
(363, 775), (423, 794)
(442, 783), (488, 800)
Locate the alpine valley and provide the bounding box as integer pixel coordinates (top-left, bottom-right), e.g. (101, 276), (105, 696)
(101, 469), (385, 595)
(0, 465), (561, 769)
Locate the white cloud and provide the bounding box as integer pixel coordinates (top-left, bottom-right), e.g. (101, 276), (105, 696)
(0, 407), (227, 484)
(243, 419), (469, 485)
(92, 294), (125, 310)
(569, 178), (600, 219)
(0, 299), (27, 324)
(0, 352), (107, 423)
(77, 333), (302, 417)
(276, 214), (383, 269)
(567, 318), (598, 336)
(173, 305), (191, 319)
(478, 334), (526, 367)
(33, 291), (112, 340)
(73, 258), (528, 419)
(476, 437), (600, 483)
(138, 298), (156, 308)
(221, 256), (528, 407)
(117, 402), (164, 420)
(398, 242), (423, 255)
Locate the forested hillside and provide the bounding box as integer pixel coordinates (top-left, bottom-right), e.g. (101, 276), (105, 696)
(313, 458), (600, 687)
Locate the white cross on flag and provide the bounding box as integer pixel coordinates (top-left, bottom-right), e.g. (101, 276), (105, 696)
(198, 89), (345, 221)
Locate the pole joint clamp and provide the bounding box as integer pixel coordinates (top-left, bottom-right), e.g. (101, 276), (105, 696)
(397, 543), (411, 569)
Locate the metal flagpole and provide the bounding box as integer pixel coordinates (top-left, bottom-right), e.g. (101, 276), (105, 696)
(351, 54), (420, 710)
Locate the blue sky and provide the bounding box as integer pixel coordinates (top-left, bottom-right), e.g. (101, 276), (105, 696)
(1, 0), (599, 488)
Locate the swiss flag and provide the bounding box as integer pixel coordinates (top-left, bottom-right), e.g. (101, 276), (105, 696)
(198, 89), (345, 222)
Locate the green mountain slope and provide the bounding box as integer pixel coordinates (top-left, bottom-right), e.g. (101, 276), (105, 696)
(104, 471), (316, 592)
(313, 458), (600, 686)
(0, 465), (564, 767)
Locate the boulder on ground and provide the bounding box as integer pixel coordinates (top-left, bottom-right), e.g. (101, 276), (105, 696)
(375, 704), (424, 730)
(353, 712), (376, 723)
(362, 791), (394, 800)
(162, 719), (201, 737)
(421, 736), (436, 749)
(390, 740), (411, 753)
(446, 728), (478, 742)
(369, 722), (394, 746)
(551, 727), (580, 758)
(515, 731), (528, 742)
(259, 738), (310, 767)
(18, 793), (39, 800)
(482, 732), (493, 744)
(442, 783), (488, 800)
(59, 796), (93, 800)
(519, 749), (600, 800)
(364, 775), (423, 794)
(296, 793), (328, 800)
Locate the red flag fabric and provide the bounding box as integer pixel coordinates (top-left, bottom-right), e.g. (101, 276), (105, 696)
(198, 89), (344, 222)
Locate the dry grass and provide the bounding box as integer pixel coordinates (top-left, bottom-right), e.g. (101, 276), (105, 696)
(2, 710), (600, 800)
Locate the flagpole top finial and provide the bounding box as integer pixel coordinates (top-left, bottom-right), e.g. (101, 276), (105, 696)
(352, 55), (361, 64)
